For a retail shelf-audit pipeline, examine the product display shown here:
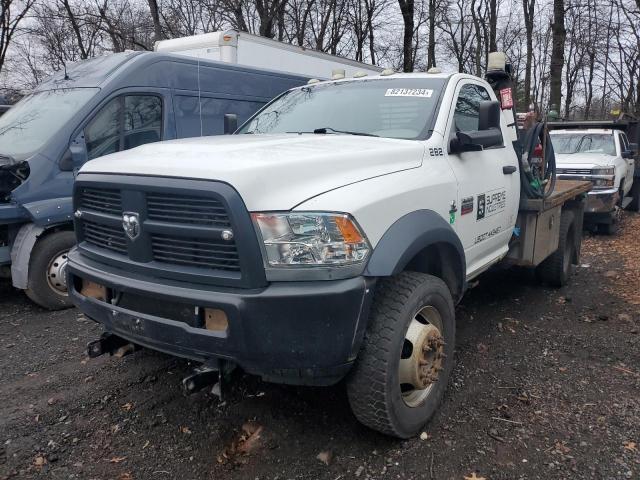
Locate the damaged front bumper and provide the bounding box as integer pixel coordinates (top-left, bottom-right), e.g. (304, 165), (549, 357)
(67, 248), (376, 386)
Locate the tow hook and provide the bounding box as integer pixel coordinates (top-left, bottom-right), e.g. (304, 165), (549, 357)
(182, 363), (224, 399)
(87, 333), (139, 358)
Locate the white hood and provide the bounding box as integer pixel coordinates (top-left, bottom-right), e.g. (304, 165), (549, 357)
(80, 134), (425, 210)
(555, 153), (617, 168)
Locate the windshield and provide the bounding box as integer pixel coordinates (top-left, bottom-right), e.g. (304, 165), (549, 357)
(239, 78), (445, 140)
(0, 88), (99, 159)
(551, 133), (616, 156)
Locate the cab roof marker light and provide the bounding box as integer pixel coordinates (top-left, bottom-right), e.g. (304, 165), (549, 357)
(332, 69), (346, 80)
(307, 78), (320, 84)
(380, 68), (395, 76)
(353, 71), (368, 78)
(427, 67), (442, 74)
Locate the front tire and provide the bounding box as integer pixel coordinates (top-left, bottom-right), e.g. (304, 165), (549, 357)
(25, 231), (75, 310)
(346, 272), (455, 438)
(629, 181), (640, 212)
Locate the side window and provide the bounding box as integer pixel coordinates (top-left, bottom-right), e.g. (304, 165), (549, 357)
(453, 84), (491, 132)
(85, 98), (121, 160)
(620, 133), (629, 153)
(85, 95), (162, 160)
(123, 96), (162, 149)
(174, 95), (202, 138)
(201, 98), (265, 136)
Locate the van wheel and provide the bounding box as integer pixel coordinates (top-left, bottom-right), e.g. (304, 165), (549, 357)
(536, 211), (576, 287)
(629, 181), (640, 212)
(346, 272), (455, 438)
(25, 231), (75, 310)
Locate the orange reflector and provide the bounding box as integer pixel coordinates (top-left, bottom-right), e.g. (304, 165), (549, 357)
(223, 34), (232, 41)
(205, 308), (228, 332)
(81, 279), (106, 301)
(335, 217), (363, 243)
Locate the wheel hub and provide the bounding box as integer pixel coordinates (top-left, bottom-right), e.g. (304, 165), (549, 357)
(399, 306), (445, 407)
(46, 251), (69, 295)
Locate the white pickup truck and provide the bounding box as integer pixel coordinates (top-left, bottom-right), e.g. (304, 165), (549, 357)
(551, 127), (638, 234)
(67, 56), (590, 438)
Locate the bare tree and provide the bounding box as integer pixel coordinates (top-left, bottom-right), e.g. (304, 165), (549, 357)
(0, 0), (37, 75)
(548, 0), (565, 111)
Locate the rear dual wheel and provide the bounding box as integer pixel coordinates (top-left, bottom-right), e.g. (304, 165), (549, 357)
(346, 272), (455, 438)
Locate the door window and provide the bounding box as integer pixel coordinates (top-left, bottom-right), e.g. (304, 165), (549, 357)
(620, 132), (629, 153)
(453, 84), (491, 132)
(85, 95), (162, 160)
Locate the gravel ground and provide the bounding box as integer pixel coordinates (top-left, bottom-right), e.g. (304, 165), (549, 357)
(1, 213), (639, 480)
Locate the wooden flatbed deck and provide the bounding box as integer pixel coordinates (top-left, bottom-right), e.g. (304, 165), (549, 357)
(519, 180), (591, 212)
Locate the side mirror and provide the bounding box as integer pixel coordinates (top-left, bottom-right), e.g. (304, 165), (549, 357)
(622, 150), (634, 159)
(629, 142), (638, 153)
(451, 130), (504, 153)
(224, 113), (238, 134)
(478, 100), (501, 131)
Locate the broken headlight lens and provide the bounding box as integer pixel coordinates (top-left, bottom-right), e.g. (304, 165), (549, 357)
(251, 212), (370, 267)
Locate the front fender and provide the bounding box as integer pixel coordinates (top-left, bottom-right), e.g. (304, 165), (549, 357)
(21, 197), (74, 227)
(364, 209), (465, 282)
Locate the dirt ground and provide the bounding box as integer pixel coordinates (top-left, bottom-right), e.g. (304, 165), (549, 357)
(1, 214), (639, 480)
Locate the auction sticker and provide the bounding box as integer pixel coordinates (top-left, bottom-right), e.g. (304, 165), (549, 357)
(385, 88), (433, 98)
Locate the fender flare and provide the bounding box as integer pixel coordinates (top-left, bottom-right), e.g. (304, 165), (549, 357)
(364, 209), (466, 287)
(10, 223), (45, 289)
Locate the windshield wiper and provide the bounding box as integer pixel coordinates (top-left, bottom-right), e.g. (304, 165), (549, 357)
(313, 127), (379, 137)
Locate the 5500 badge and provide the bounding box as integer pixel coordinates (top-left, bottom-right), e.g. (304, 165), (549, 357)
(477, 189), (506, 221)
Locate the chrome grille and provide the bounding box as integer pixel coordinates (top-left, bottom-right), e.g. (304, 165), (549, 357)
(556, 168), (592, 175)
(79, 187), (122, 215)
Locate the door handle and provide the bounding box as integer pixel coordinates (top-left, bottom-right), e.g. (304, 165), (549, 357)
(503, 165), (517, 174)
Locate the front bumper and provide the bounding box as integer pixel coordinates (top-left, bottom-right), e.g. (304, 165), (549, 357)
(67, 248), (375, 386)
(584, 188), (618, 215)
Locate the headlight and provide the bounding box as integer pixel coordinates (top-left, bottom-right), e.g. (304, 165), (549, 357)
(252, 212), (370, 267)
(591, 167), (614, 176)
(591, 177), (615, 187)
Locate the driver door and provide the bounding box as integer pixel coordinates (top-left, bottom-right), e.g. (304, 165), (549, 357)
(444, 81), (519, 277)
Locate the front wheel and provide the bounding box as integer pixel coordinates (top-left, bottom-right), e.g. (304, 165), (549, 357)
(25, 231), (75, 310)
(629, 181), (640, 212)
(346, 272), (455, 438)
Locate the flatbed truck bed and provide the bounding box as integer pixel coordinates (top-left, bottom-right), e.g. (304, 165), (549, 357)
(508, 179), (591, 268)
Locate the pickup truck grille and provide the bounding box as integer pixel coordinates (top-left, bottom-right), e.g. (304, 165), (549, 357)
(147, 193), (231, 227)
(556, 168), (592, 175)
(79, 187), (122, 215)
(151, 234), (240, 271)
(82, 220), (128, 254)
(73, 175), (265, 288)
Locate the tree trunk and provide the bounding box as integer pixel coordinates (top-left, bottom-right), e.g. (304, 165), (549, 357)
(488, 0), (497, 52)
(549, 0), (565, 111)
(522, 0), (534, 109)
(427, 0), (436, 68)
(147, 0), (163, 42)
(398, 0), (415, 72)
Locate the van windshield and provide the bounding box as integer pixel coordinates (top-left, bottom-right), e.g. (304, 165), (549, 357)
(239, 78), (445, 140)
(0, 88), (99, 160)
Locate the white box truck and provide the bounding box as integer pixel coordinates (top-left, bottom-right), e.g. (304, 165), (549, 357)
(154, 30), (383, 79)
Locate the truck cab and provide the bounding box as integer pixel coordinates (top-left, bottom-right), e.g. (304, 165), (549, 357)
(551, 128), (638, 233)
(68, 65), (588, 438)
(0, 52), (308, 309)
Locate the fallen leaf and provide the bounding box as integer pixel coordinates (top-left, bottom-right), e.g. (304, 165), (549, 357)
(217, 422), (264, 464)
(316, 450), (333, 465)
(109, 456), (127, 463)
(121, 402), (133, 412)
(477, 343), (489, 354)
(464, 473), (486, 480)
(142, 440), (150, 449)
(34, 455), (47, 468)
(559, 367), (567, 372)
(420, 431), (429, 441)
(624, 441), (637, 452)
(555, 442), (571, 454)
(117, 474), (134, 480)
(180, 426), (192, 434)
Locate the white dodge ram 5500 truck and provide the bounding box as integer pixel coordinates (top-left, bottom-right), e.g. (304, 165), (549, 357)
(551, 128), (638, 234)
(68, 62), (590, 437)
